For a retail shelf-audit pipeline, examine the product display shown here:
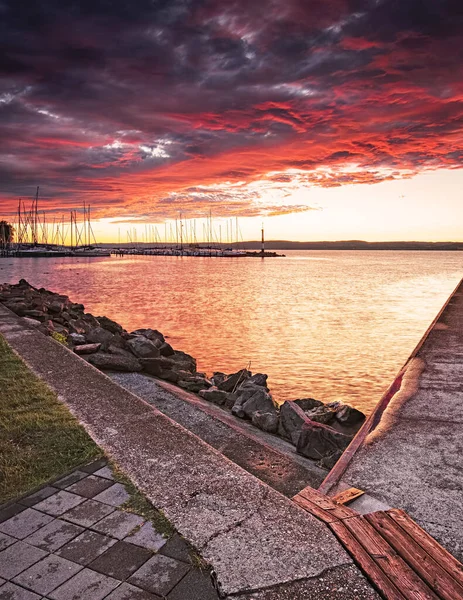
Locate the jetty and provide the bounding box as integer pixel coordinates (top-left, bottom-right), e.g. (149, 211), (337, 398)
(0, 279), (462, 597)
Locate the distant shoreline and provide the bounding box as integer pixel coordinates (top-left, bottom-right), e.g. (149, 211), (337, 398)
(100, 240), (463, 251)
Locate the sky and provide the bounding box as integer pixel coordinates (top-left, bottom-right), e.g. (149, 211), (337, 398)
(0, 0), (462, 242)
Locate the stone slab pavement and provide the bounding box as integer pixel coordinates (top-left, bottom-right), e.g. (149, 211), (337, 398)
(0, 460), (218, 600)
(326, 279), (463, 563)
(0, 304), (378, 598)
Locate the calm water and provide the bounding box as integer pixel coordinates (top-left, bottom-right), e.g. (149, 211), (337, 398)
(1, 251), (461, 414)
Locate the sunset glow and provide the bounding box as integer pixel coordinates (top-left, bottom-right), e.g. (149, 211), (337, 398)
(0, 0), (462, 241)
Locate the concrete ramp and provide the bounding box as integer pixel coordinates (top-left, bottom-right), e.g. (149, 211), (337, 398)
(322, 279), (463, 563)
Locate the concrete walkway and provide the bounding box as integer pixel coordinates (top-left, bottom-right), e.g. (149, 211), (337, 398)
(323, 279), (463, 563)
(0, 305), (377, 598)
(0, 460), (218, 600)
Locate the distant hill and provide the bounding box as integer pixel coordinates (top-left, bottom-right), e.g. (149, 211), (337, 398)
(101, 240), (463, 251)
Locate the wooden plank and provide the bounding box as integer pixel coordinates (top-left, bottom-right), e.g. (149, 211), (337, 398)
(343, 516), (439, 600)
(330, 520), (407, 600)
(366, 511), (463, 600)
(387, 509), (463, 589)
(332, 487), (365, 506)
(293, 493), (338, 523)
(297, 486), (358, 519)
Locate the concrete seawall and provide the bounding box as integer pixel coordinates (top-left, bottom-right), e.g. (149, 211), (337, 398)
(321, 278), (463, 562)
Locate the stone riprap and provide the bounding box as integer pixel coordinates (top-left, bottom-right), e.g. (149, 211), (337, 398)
(0, 279), (365, 465)
(0, 460), (219, 600)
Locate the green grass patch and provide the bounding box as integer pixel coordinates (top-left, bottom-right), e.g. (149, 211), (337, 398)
(0, 334), (101, 503)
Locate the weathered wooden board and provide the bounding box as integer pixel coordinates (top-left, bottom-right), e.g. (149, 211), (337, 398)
(366, 511), (463, 600)
(387, 509), (463, 589)
(293, 493), (339, 523)
(332, 487), (365, 506)
(297, 485), (357, 520)
(330, 520), (407, 600)
(343, 516), (439, 600)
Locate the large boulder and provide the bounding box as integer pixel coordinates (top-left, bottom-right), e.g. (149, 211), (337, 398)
(127, 336), (160, 359)
(68, 333), (86, 345)
(305, 405), (337, 425)
(169, 351), (196, 373)
(335, 405), (365, 426)
(177, 376), (211, 393)
(159, 342), (175, 356)
(247, 373), (268, 388)
(277, 401), (308, 446)
(252, 411), (279, 434)
(96, 316), (124, 335)
(131, 328), (165, 347)
(74, 343), (101, 355)
(296, 422), (353, 461)
(241, 389), (276, 420)
(140, 357), (175, 377)
(88, 352), (142, 372)
(211, 372), (227, 386)
(218, 369), (251, 393)
(87, 327), (115, 350)
(199, 387), (234, 407)
(231, 381), (264, 418)
(293, 398), (324, 411)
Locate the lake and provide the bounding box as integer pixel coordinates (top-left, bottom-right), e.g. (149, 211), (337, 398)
(1, 250), (461, 414)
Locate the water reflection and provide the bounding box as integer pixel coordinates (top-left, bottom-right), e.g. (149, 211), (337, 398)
(0, 250), (461, 414)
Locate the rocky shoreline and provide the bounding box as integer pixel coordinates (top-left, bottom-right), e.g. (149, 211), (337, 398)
(0, 280), (366, 469)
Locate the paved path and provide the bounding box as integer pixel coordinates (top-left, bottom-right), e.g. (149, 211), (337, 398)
(0, 460), (219, 600)
(0, 304), (377, 598)
(324, 279), (463, 563)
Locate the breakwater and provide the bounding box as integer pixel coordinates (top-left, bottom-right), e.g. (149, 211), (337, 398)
(0, 279), (365, 468)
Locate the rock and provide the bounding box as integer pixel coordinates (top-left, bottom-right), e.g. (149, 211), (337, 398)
(218, 369), (251, 392)
(248, 373), (268, 387)
(159, 341), (175, 356)
(252, 411), (279, 433)
(131, 328), (165, 346)
(74, 343), (101, 355)
(108, 345), (134, 358)
(318, 449), (343, 470)
(241, 389), (276, 420)
(170, 351), (196, 373)
(159, 369), (179, 383)
(71, 303), (85, 312)
(88, 352), (142, 372)
(48, 300), (65, 313)
(68, 318), (90, 335)
(127, 336), (160, 359)
(140, 357), (176, 376)
(69, 333), (87, 345)
(178, 377), (211, 393)
(199, 387), (232, 406)
(6, 302), (28, 316)
(211, 372), (227, 386)
(277, 401), (308, 446)
(335, 405), (366, 426)
(24, 310), (47, 321)
(87, 327), (114, 349)
(83, 313), (101, 328)
(294, 398), (324, 411)
(96, 316), (124, 334)
(110, 334), (128, 349)
(305, 405), (337, 425)
(296, 422), (353, 461)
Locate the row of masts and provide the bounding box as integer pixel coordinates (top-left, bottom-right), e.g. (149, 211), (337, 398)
(16, 187), (97, 249)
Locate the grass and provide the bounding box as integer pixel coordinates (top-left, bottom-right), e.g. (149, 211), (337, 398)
(0, 334), (101, 503)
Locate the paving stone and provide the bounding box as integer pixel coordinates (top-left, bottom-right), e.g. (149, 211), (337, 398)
(48, 568), (119, 600)
(53, 471), (88, 490)
(80, 459), (108, 474)
(93, 467), (114, 480)
(93, 484), (130, 507)
(61, 499), (115, 528)
(91, 511), (144, 540)
(0, 504), (26, 524)
(0, 582), (41, 600)
(159, 534), (193, 564)
(65, 476), (114, 499)
(56, 530), (117, 565)
(0, 508), (54, 539)
(104, 582), (162, 599)
(0, 532), (16, 551)
(128, 555), (190, 597)
(13, 555), (82, 596)
(33, 491), (85, 517)
(167, 568), (217, 600)
(19, 487), (58, 507)
(124, 522), (167, 552)
(24, 519), (84, 552)
(90, 541), (153, 580)
(0, 541), (48, 579)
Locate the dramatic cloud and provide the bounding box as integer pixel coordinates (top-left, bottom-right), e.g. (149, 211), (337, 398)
(0, 0), (461, 221)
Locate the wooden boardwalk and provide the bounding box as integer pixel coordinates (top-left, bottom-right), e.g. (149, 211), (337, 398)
(293, 487), (463, 600)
